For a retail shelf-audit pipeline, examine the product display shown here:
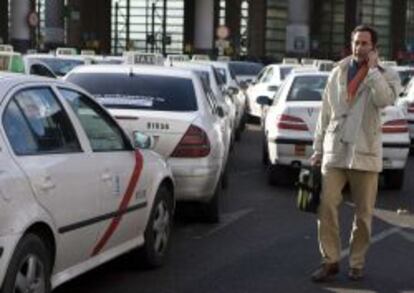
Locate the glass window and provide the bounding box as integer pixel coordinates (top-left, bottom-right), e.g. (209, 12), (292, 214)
(261, 68), (274, 82)
(32, 57), (84, 76)
(66, 73), (198, 112)
(59, 89), (131, 152)
(280, 67), (294, 80)
(286, 76), (328, 101)
(3, 88), (81, 155)
(228, 62), (264, 76)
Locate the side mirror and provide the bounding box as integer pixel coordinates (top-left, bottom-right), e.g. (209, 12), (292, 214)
(132, 131), (154, 149)
(215, 105), (225, 118)
(256, 95), (272, 106)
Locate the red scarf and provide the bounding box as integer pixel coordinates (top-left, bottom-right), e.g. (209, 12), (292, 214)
(347, 62), (369, 103)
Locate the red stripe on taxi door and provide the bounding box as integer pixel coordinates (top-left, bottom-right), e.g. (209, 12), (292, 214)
(91, 150), (144, 256)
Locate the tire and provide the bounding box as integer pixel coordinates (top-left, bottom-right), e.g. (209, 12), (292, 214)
(221, 164), (229, 190)
(235, 127), (241, 142)
(384, 169), (404, 190)
(1, 234), (51, 293)
(202, 178), (221, 223)
(135, 186), (173, 269)
(262, 135), (269, 166)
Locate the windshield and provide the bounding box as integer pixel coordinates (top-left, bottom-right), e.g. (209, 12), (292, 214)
(228, 62), (264, 76)
(32, 57), (84, 76)
(66, 73), (198, 111)
(287, 76), (328, 101)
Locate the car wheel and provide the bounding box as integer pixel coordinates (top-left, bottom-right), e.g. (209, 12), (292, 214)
(135, 186), (173, 268)
(235, 127), (242, 142)
(262, 135), (269, 166)
(384, 169), (404, 190)
(202, 177), (221, 223)
(2, 234), (51, 293)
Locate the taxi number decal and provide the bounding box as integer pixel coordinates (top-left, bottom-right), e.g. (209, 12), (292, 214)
(91, 150), (143, 256)
(147, 122), (169, 130)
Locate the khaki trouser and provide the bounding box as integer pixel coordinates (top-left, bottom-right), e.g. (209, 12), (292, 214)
(317, 167), (378, 269)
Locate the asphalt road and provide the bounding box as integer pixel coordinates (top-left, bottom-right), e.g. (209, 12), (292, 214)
(55, 123), (414, 293)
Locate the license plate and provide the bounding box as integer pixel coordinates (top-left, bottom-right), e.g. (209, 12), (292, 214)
(294, 144), (306, 156)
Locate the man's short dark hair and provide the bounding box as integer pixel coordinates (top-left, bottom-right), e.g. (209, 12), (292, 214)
(351, 25), (378, 46)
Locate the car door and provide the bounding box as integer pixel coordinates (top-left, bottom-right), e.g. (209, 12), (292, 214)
(1, 86), (102, 272)
(58, 88), (150, 255)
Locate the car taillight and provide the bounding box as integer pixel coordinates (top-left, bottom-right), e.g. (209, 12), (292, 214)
(408, 103), (414, 113)
(171, 125), (211, 157)
(382, 119), (408, 133)
(276, 114), (309, 131)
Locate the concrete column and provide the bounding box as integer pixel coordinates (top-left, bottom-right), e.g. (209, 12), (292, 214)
(66, 0), (111, 54)
(286, 0), (310, 57)
(0, 0), (8, 43)
(391, 0), (407, 61)
(225, 0), (241, 56)
(194, 0), (216, 54)
(66, 0), (81, 49)
(10, 0), (32, 52)
(81, 0), (111, 54)
(184, 0), (195, 53)
(44, 0), (65, 49)
(247, 0), (266, 58)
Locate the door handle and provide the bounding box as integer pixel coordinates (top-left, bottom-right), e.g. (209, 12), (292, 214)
(40, 176), (56, 191)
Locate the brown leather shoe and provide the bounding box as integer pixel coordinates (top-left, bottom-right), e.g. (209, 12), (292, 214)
(311, 262), (339, 282)
(348, 268), (364, 281)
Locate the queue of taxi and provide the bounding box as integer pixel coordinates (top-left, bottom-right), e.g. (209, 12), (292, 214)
(0, 46), (256, 293)
(2, 44), (412, 293)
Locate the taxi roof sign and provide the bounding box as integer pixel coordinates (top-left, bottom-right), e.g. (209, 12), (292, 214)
(165, 54), (190, 65)
(81, 49), (96, 56)
(192, 54), (210, 61)
(123, 51), (164, 66)
(0, 52), (25, 73)
(56, 47), (77, 56)
(0, 44), (13, 52)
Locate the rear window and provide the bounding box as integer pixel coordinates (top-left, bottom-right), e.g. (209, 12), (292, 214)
(32, 57), (84, 76)
(66, 73), (198, 111)
(287, 76), (328, 101)
(228, 62), (264, 76)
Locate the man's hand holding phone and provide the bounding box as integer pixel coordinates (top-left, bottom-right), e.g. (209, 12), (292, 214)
(367, 49), (378, 68)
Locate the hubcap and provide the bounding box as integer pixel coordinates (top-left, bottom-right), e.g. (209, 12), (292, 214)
(152, 199), (170, 254)
(14, 254), (46, 293)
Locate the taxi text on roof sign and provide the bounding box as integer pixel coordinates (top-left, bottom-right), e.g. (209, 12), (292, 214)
(56, 47), (78, 56)
(0, 44), (13, 52)
(123, 51), (164, 66)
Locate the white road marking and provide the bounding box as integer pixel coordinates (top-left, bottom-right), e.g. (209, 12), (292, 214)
(400, 231), (414, 243)
(193, 208), (253, 239)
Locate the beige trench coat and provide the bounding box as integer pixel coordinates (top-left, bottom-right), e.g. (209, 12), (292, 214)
(313, 56), (401, 172)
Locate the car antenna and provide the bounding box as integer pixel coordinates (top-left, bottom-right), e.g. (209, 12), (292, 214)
(129, 66), (134, 77)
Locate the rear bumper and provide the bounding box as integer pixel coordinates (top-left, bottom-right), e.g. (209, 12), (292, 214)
(270, 138), (409, 169)
(167, 159), (222, 202)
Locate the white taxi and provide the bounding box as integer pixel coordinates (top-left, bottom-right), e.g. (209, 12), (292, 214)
(258, 71), (409, 189)
(65, 65), (227, 222)
(0, 73), (175, 293)
(246, 63), (300, 119)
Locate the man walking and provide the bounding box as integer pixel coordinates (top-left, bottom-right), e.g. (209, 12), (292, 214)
(310, 25), (401, 282)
